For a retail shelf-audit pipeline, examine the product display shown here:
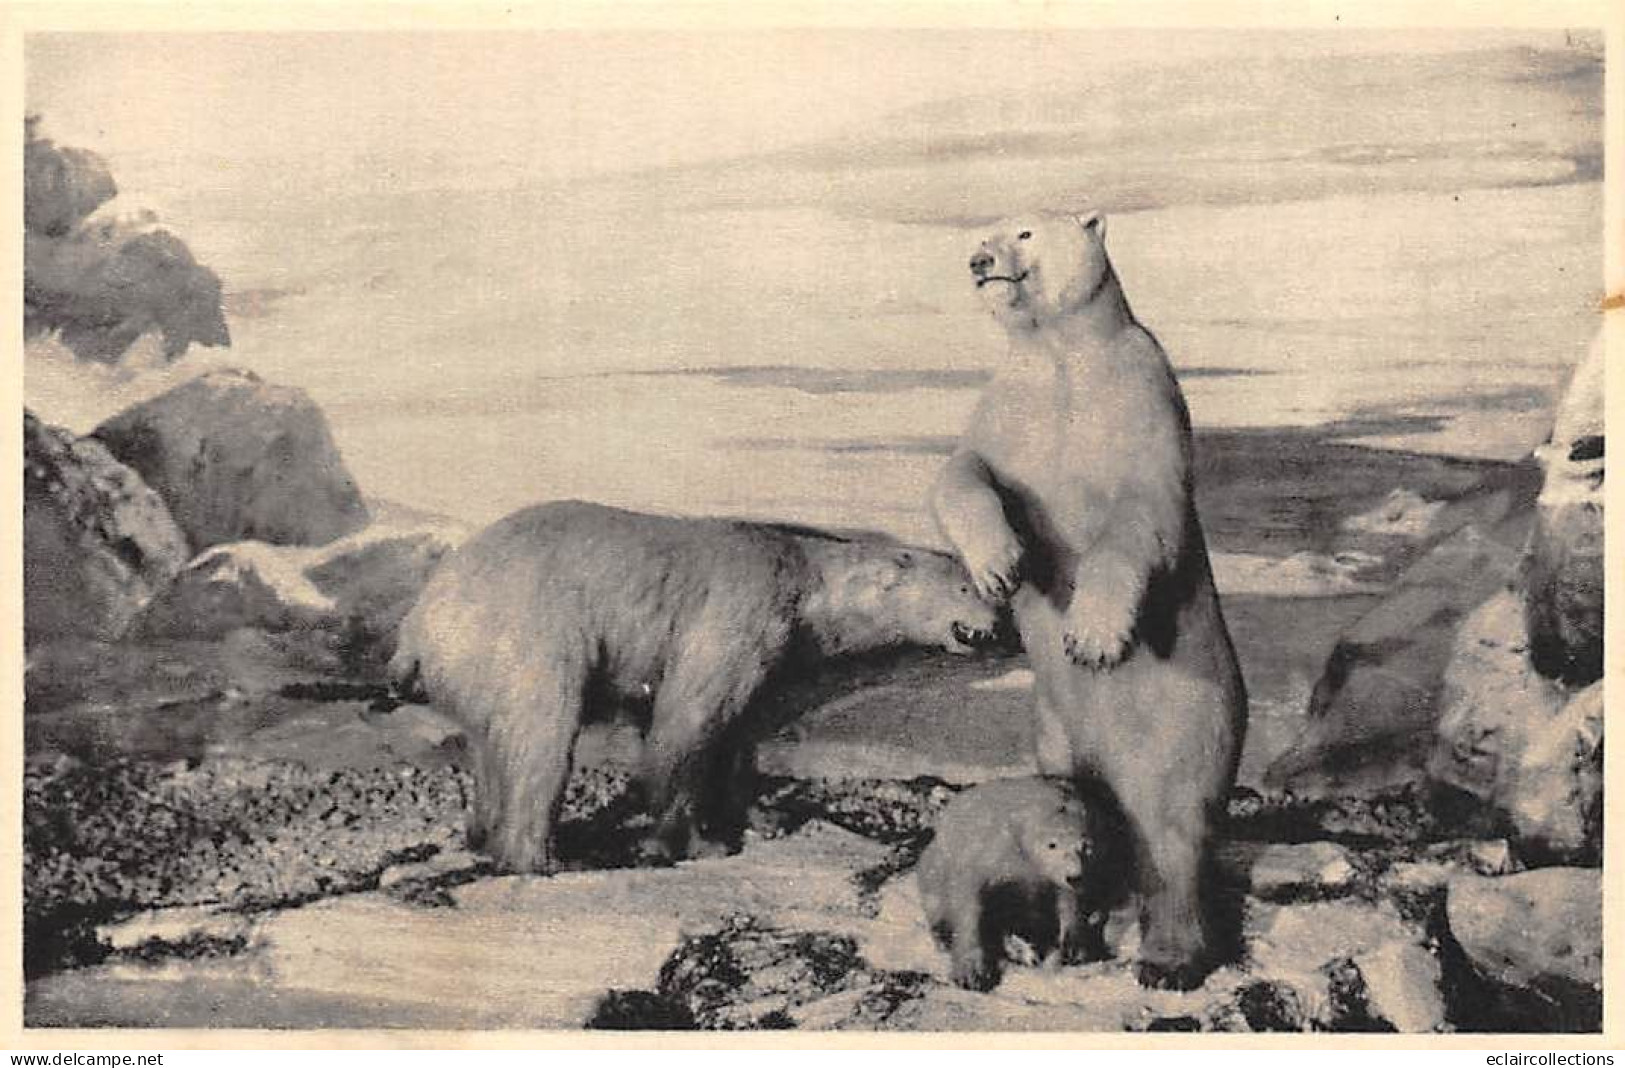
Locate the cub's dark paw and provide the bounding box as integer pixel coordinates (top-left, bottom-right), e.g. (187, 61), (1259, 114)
(1135, 958), (1207, 992)
(951, 956), (1000, 992)
(1061, 930), (1110, 966)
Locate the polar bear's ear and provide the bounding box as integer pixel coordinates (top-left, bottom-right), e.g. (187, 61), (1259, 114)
(1075, 210), (1106, 239)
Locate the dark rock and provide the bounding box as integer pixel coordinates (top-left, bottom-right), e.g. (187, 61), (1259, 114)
(802, 970), (935, 1030)
(24, 119), (116, 238)
(657, 916), (868, 1029)
(1522, 503), (1602, 688)
(1523, 328), (1604, 688)
(1445, 869), (1601, 1032)
(25, 224), (230, 364)
(23, 756), (470, 948)
(1232, 980), (1305, 1032)
(586, 990), (698, 1030)
(1428, 593), (1601, 864)
(25, 117), (226, 363)
(650, 915), (950, 1031)
(1322, 956), (1397, 1032)
(23, 629), (352, 744)
(95, 369), (369, 550)
(23, 410), (191, 642)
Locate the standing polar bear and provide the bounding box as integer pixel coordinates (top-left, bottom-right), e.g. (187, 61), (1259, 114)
(932, 211), (1247, 990)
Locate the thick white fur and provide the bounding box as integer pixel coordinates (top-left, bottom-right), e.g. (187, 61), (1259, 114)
(933, 213), (1247, 990)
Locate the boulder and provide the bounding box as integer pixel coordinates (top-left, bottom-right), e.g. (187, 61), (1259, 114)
(1446, 869), (1601, 1031)
(1238, 899), (1446, 1032)
(94, 369), (369, 550)
(24, 119), (116, 238)
(1263, 480), (1536, 797)
(1428, 592), (1601, 863)
(24, 119), (228, 364)
(25, 223), (230, 365)
(1523, 327), (1604, 688)
(655, 917), (877, 1030)
(1522, 506), (1602, 688)
(23, 410), (191, 642)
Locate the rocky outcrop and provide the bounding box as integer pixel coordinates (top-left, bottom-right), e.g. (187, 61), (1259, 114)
(635, 875), (1449, 1033)
(1240, 899), (1446, 1032)
(1270, 328), (1604, 811)
(1423, 329), (1605, 864)
(24, 751), (1600, 1032)
(1523, 326), (1604, 688)
(652, 917), (904, 1030)
(23, 117), (116, 238)
(1262, 462), (1539, 797)
(1428, 593), (1601, 864)
(24, 118), (229, 364)
(1446, 869), (1601, 1032)
(26, 225), (231, 364)
(94, 369), (369, 549)
(23, 410), (191, 642)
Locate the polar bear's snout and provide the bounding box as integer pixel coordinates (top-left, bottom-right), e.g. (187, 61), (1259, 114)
(970, 245), (1029, 290)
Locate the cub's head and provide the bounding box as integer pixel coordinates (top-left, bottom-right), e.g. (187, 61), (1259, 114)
(968, 211), (1112, 328)
(1016, 798), (1093, 886)
(873, 546), (1010, 655)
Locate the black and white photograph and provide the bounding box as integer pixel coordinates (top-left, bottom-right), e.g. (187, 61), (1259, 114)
(13, 6), (1614, 1038)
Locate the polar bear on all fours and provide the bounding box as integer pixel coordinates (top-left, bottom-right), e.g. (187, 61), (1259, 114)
(931, 210), (1249, 991)
(392, 500), (1007, 875)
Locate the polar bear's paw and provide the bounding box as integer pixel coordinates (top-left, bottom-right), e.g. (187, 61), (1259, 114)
(1062, 557), (1141, 670)
(1062, 622), (1133, 671)
(958, 527), (1024, 602)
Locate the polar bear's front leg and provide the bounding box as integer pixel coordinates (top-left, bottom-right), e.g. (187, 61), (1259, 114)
(932, 449), (1023, 601)
(1062, 477), (1186, 670)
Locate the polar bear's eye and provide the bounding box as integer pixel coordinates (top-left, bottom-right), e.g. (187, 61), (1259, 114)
(1018, 231), (1033, 240)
